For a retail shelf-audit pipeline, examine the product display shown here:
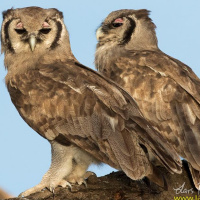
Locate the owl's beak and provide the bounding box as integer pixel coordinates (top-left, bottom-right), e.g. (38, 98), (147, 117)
(96, 27), (104, 41)
(29, 34), (36, 52)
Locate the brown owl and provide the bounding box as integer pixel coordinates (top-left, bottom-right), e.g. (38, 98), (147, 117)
(95, 9), (200, 190)
(1, 7), (181, 197)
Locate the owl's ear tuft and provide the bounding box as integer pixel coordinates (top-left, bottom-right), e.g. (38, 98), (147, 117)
(48, 8), (63, 20)
(57, 11), (63, 19)
(2, 8), (14, 20)
(1, 8), (15, 54)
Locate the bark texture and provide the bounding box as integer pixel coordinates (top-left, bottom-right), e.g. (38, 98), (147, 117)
(4, 161), (199, 200)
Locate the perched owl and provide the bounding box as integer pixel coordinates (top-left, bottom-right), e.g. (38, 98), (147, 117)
(95, 9), (200, 190)
(1, 7), (182, 197)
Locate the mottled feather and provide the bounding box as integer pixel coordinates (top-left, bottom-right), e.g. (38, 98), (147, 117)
(96, 9), (200, 189)
(2, 7), (182, 196)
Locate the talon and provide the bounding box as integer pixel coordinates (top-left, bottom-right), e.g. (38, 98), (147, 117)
(82, 180), (87, 187)
(66, 182), (72, 190)
(59, 179), (72, 189)
(49, 186), (55, 194)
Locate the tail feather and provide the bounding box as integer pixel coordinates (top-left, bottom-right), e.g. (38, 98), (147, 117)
(147, 164), (168, 190)
(108, 129), (152, 180)
(189, 164), (200, 190)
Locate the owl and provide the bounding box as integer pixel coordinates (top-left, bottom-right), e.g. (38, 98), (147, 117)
(1, 7), (182, 197)
(95, 9), (200, 190)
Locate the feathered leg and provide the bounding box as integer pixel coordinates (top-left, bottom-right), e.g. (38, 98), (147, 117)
(19, 141), (75, 197)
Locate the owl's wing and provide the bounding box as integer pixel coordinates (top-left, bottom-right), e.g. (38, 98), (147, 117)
(8, 60), (181, 181)
(114, 51), (200, 171)
(145, 51), (200, 103)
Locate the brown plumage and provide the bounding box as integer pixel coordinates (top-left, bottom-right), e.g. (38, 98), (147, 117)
(95, 9), (200, 189)
(1, 7), (181, 196)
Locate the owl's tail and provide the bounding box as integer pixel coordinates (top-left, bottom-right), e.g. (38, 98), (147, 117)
(188, 163), (200, 190)
(146, 164), (168, 190)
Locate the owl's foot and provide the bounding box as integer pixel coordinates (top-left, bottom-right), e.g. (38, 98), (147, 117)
(19, 142), (76, 197)
(18, 183), (46, 197)
(18, 142), (96, 197)
(67, 171), (95, 186)
(18, 179), (72, 197)
(57, 179), (72, 189)
(50, 179), (72, 193)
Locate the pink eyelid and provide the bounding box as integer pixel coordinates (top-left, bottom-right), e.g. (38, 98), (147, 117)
(16, 22), (23, 29)
(42, 22), (50, 28)
(113, 18), (124, 23)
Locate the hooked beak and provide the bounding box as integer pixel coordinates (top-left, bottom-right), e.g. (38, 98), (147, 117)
(29, 34), (36, 51)
(96, 27), (104, 41)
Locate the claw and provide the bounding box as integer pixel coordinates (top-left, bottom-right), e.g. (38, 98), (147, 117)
(49, 186), (55, 194)
(66, 182), (72, 189)
(59, 179), (72, 189)
(82, 180), (87, 187)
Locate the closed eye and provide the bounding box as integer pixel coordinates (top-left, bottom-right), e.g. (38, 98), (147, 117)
(112, 22), (123, 28)
(39, 28), (51, 34)
(15, 29), (27, 34)
(112, 18), (124, 28)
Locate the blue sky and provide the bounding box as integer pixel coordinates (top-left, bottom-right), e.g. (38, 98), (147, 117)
(0, 0), (200, 197)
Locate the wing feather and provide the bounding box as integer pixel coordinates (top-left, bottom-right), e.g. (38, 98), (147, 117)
(111, 51), (200, 170)
(7, 61), (182, 181)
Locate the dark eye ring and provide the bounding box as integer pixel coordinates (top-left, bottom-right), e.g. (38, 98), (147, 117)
(15, 29), (27, 34)
(112, 23), (123, 28)
(39, 28), (51, 34)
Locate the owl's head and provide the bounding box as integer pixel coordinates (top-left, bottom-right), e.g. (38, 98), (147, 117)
(96, 9), (158, 51)
(1, 7), (71, 56)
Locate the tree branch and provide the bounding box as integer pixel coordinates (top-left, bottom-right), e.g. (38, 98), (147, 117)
(5, 161), (199, 200)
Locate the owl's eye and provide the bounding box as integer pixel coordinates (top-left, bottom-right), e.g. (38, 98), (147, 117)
(39, 28), (51, 34)
(112, 18), (124, 28)
(15, 29), (27, 34)
(112, 23), (123, 28)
